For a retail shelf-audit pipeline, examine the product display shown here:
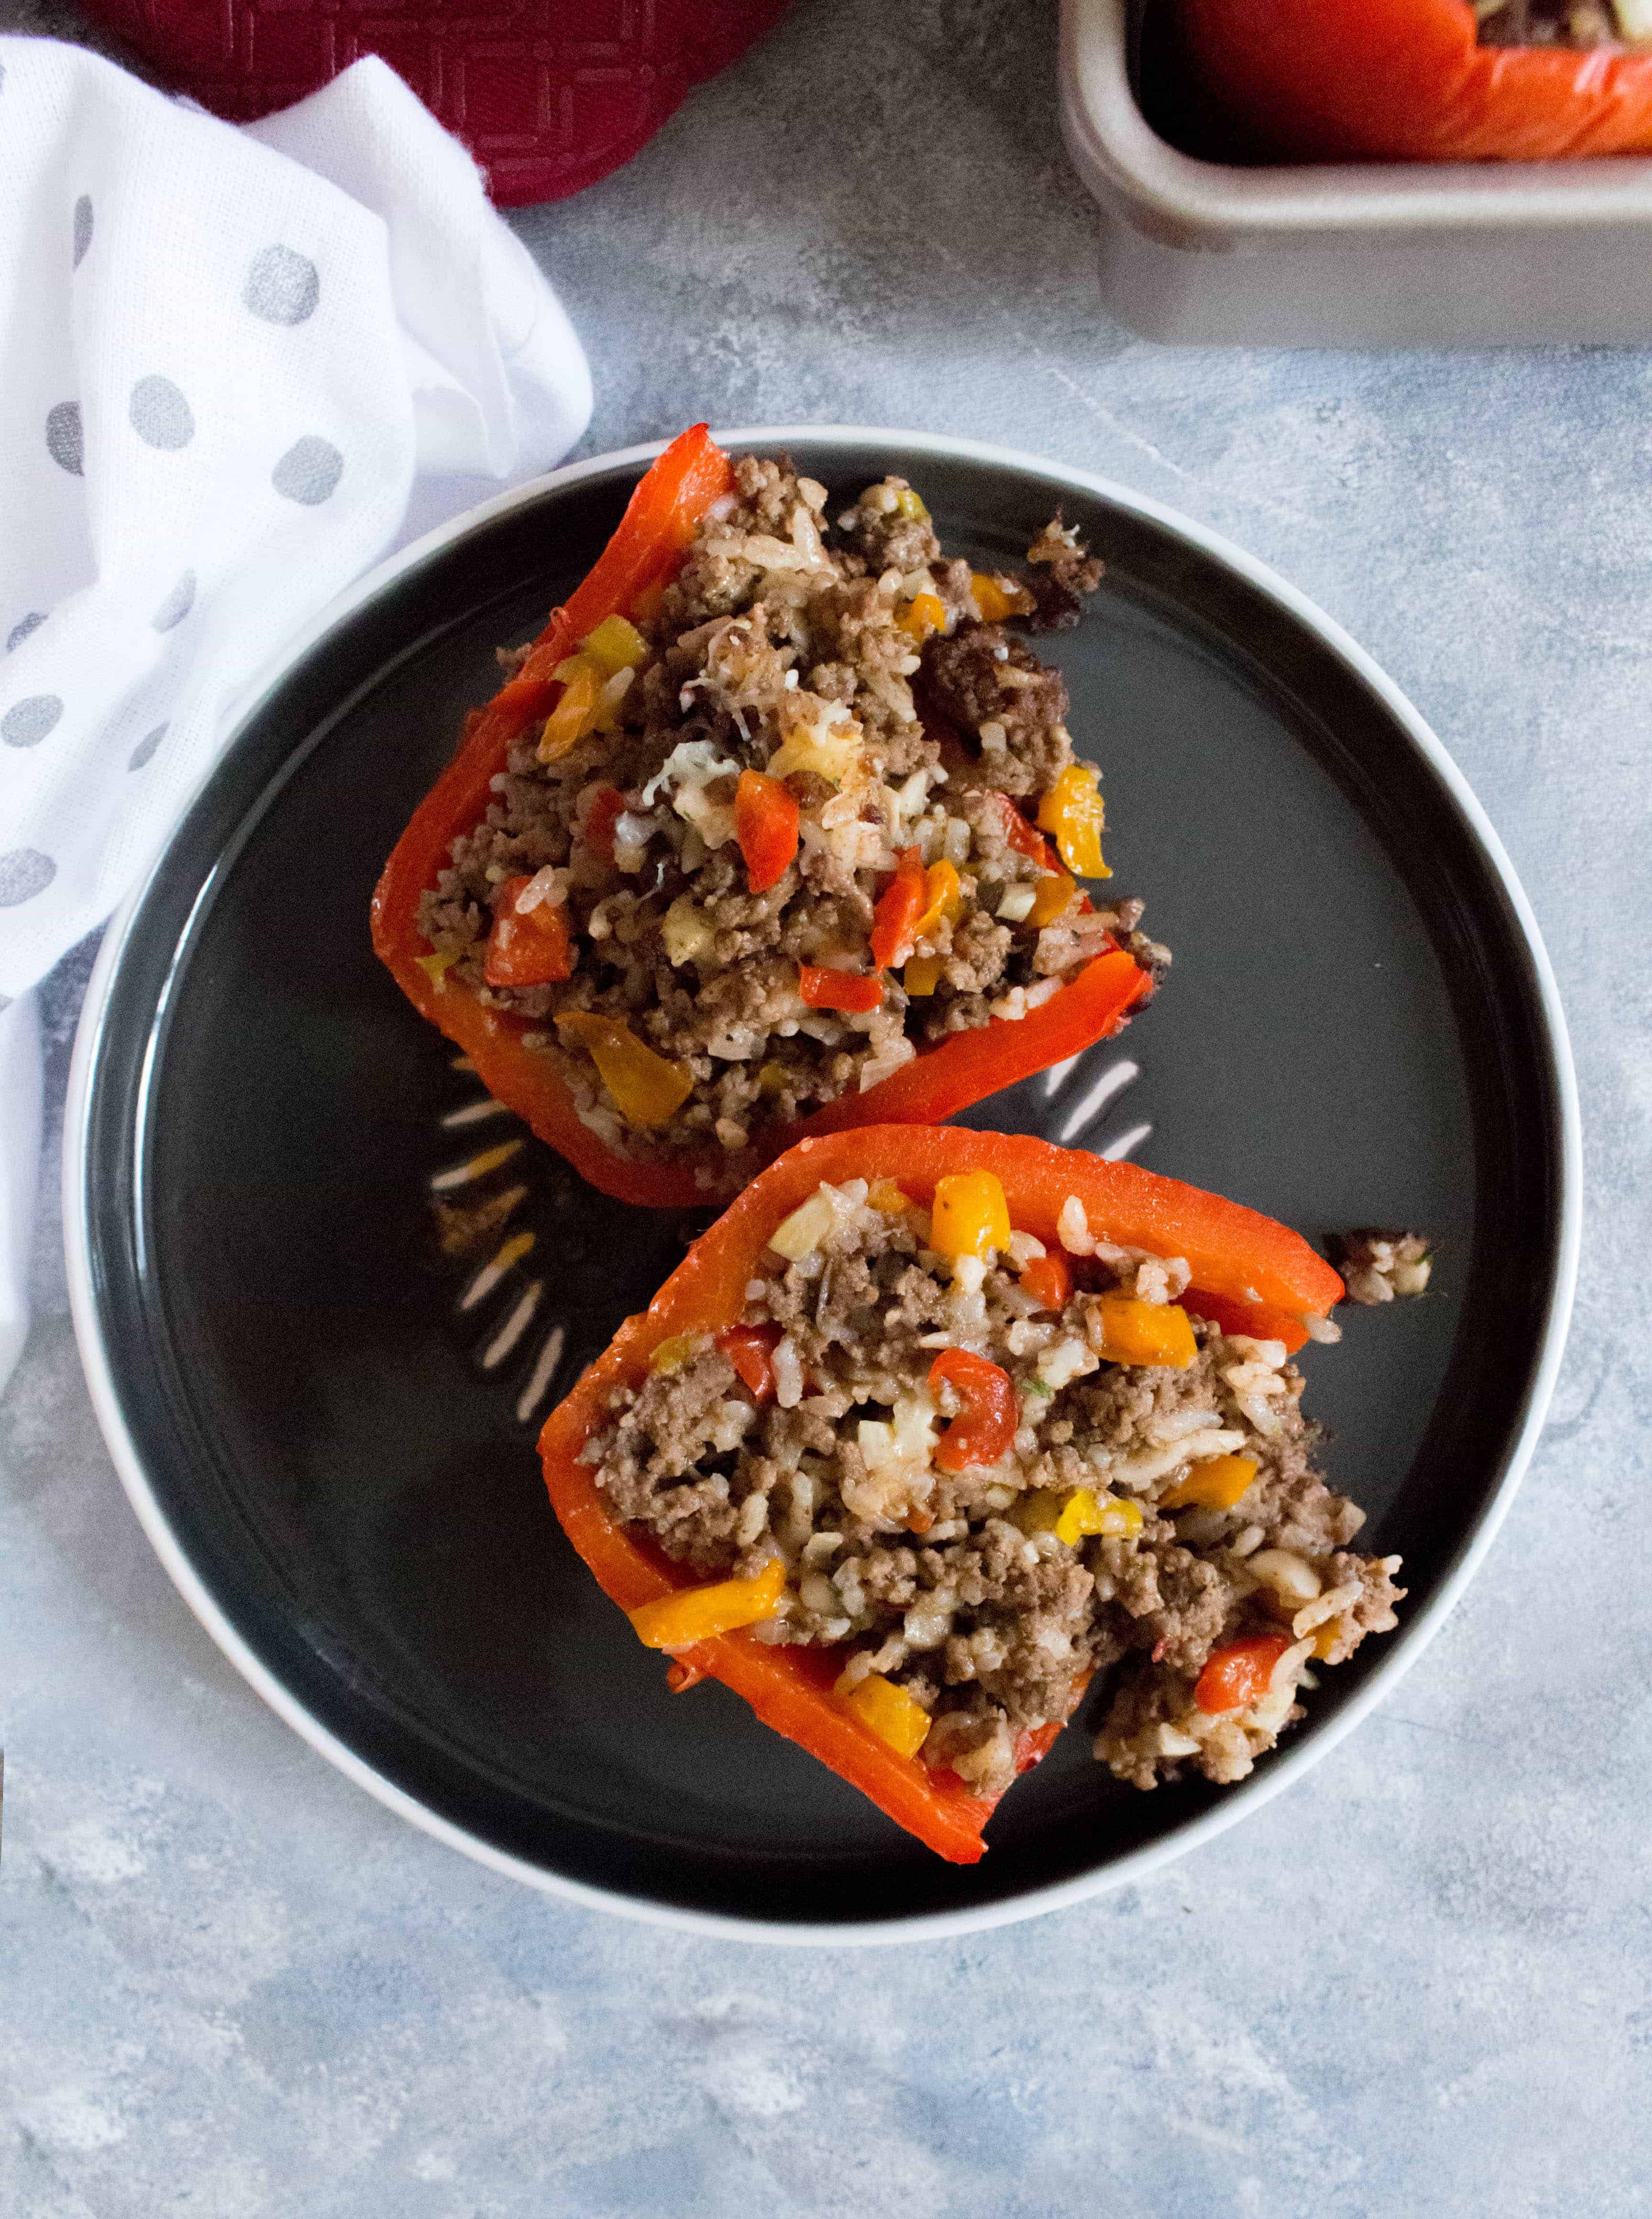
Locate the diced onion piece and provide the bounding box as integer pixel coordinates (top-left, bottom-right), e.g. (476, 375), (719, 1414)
(768, 1186), (838, 1261)
(662, 895), (715, 967)
(1247, 1549), (1322, 1609)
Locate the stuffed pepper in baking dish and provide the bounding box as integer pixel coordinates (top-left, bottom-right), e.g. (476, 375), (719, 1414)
(1179, 0), (1652, 163)
(373, 427), (1162, 1208)
(539, 1128), (1403, 1863)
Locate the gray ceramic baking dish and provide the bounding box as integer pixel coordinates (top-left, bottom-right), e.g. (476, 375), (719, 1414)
(1061, 0), (1652, 344)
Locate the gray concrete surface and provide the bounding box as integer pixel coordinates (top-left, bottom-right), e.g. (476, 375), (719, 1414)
(3, 3), (1650, 2213)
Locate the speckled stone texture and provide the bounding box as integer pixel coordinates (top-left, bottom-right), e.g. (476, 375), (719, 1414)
(2, 3), (1649, 2213)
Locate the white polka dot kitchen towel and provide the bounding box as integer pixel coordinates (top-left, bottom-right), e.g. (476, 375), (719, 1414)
(0, 37), (593, 1389)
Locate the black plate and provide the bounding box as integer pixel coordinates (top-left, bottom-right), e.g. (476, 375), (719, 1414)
(73, 434), (1573, 1935)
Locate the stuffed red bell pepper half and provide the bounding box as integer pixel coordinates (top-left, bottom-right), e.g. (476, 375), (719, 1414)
(538, 1128), (1404, 1864)
(1179, 0), (1652, 164)
(372, 426), (1164, 1209)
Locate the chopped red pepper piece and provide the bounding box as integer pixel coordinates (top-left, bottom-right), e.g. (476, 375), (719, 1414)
(1178, 0), (1652, 164)
(580, 784), (627, 866)
(483, 877), (576, 988)
(374, 431), (1154, 1210)
(992, 792), (1064, 876)
(735, 768), (800, 895)
(798, 963), (884, 1014)
(927, 1349), (1018, 1473)
(869, 848), (929, 971)
(716, 1322), (781, 1402)
(1194, 1632), (1293, 1717)
(537, 1126), (1342, 1862)
(1019, 1251), (1072, 1314)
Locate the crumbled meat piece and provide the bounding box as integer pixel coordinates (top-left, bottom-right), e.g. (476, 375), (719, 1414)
(919, 623), (1075, 797)
(1022, 513), (1106, 631)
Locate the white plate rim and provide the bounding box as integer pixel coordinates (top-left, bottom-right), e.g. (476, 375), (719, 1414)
(64, 424), (1582, 1947)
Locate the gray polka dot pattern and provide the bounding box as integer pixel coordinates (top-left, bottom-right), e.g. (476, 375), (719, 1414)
(130, 375), (195, 450)
(73, 195), (93, 269)
(152, 571), (196, 633)
(129, 723), (166, 772)
(245, 245), (319, 326)
(0, 849), (55, 906)
(272, 435), (344, 505)
(6, 613), (45, 653)
(46, 401), (83, 475)
(2, 695), (63, 749)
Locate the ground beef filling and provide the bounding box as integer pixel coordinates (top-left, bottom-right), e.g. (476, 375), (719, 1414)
(418, 458), (1164, 1184)
(582, 1178), (1404, 1799)
(1477, 0), (1648, 45)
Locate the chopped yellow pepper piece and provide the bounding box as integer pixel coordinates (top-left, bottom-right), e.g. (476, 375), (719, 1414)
(1311, 1622), (1341, 1662)
(628, 1558), (787, 1650)
(912, 858), (964, 943)
(580, 613), (651, 676)
(649, 1332), (700, 1376)
(1162, 1454), (1259, 1512)
(930, 1169), (1012, 1261)
(892, 486), (930, 522)
(903, 954), (944, 997)
(1027, 872), (1076, 929)
(1036, 762), (1110, 880)
(898, 590), (946, 644)
(970, 572), (1018, 624)
(415, 949), (459, 987)
(1094, 1295), (1197, 1369)
(1055, 1488), (1145, 1544)
(1016, 1487), (1143, 1543)
(554, 1011), (694, 1128)
(835, 1669), (931, 1760)
(539, 659), (602, 762)
(869, 1177), (913, 1216)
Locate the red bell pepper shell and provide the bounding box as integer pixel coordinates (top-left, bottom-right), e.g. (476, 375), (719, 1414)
(1181, 1287), (1319, 1358)
(795, 949), (1149, 1142)
(374, 429), (1155, 1208)
(537, 1125), (1344, 1862)
(1178, 0), (1652, 164)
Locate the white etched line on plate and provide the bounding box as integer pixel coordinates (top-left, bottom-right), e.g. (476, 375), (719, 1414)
(1039, 1052), (1082, 1099)
(430, 1138), (523, 1192)
(1054, 1058), (1138, 1146)
(482, 1281), (543, 1370)
(460, 1229), (536, 1313)
(442, 1096), (513, 1129)
(516, 1325), (567, 1427)
(1101, 1121), (1152, 1162)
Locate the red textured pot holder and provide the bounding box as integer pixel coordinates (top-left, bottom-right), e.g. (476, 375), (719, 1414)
(83, 0), (791, 205)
